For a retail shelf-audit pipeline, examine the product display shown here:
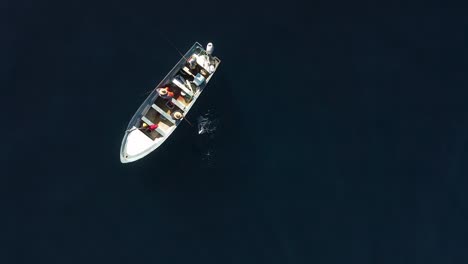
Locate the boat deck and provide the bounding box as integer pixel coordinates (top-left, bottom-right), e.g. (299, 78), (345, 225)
(140, 107), (173, 140)
(128, 44), (220, 142)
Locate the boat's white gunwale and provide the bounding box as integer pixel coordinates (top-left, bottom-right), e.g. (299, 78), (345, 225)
(120, 42), (221, 163)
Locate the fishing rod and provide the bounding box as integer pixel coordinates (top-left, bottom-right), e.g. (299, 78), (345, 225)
(183, 116), (193, 127)
(141, 31), (191, 97)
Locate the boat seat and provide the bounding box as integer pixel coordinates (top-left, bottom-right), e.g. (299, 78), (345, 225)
(170, 97), (186, 110)
(141, 116), (166, 137)
(152, 104), (175, 124)
(172, 77), (194, 97)
(182, 66), (195, 77)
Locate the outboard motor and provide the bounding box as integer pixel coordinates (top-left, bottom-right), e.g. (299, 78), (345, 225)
(206, 43), (215, 73)
(206, 43), (214, 55)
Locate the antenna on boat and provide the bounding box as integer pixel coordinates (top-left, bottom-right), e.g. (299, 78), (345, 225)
(157, 31), (189, 62)
(140, 32), (189, 97)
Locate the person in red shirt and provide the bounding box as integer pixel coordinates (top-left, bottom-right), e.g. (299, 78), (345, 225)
(127, 123), (158, 133)
(147, 124), (158, 131)
(141, 123), (158, 131)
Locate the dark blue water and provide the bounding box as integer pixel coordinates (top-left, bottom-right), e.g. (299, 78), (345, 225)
(3, 1), (468, 263)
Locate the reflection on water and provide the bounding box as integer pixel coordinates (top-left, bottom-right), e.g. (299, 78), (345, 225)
(197, 110), (218, 135)
(197, 110), (219, 167)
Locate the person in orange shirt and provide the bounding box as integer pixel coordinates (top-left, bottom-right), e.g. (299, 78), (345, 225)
(157, 86), (174, 99)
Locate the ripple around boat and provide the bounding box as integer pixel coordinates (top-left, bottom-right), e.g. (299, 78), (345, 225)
(120, 42), (221, 163)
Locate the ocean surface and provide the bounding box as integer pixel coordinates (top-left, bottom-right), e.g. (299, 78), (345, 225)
(3, 1), (468, 263)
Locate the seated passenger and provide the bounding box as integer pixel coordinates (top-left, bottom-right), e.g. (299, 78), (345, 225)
(147, 124), (158, 131)
(157, 86), (175, 99)
(188, 55), (197, 70)
(141, 122), (158, 131)
(172, 111), (183, 120)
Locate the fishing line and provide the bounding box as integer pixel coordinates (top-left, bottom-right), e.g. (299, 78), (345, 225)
(157, 30), (190, 62)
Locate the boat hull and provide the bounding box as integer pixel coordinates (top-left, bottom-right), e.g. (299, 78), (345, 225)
(120, 42), (220, 163)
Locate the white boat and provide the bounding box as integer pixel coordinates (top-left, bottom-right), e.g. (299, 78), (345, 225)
(120, 42), (221, 163)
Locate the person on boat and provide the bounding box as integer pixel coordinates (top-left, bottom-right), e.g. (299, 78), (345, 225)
(146, 123), (158, 132)
(172, 111), (183, 120)
(127, 123), (158, 133)
(157, 86), (175, 99)
(188, 55), (197, 70)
